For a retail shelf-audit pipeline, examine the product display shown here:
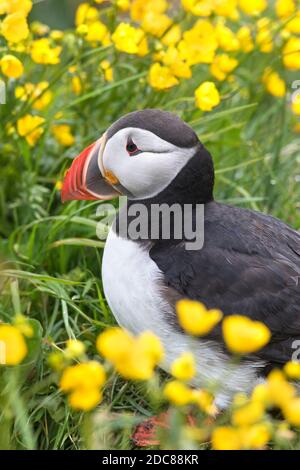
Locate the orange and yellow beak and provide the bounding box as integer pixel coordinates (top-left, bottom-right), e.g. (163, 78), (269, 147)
(61, 134), (119, 202)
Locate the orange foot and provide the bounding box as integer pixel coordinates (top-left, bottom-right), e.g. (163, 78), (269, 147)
(131, 412), (197, 447)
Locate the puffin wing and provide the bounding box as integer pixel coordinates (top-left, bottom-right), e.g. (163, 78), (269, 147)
(149, 202), (300, 366)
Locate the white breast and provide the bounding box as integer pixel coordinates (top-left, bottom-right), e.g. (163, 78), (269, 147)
(102, 227), (264, 407)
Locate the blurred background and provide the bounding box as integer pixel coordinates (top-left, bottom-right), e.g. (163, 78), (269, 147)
(31, 0), (82, 28)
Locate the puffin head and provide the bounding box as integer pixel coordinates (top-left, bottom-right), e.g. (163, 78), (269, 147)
(61, 109), (214, 203)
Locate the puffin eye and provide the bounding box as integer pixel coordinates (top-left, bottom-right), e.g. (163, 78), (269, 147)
(126, 138), (141, 156)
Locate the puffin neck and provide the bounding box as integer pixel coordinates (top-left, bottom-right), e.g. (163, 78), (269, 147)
(130, 143), (215, 208)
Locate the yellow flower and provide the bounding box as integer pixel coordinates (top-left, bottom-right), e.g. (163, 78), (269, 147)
(60, 361), (106, 392)
(1, 12), (29, 43)
(282, 397), (300, 426)
(240, 423), (271, 449)
(112, 23), (148, 56)
(177, 299), (222, 334)
(6, 0), (32, 16)
(52, 124), (75, 147)
(116, 0), (130, 11)
(194, 80), (221, 112)
(210, 54), (238, 81)
(181, 0), (213, 16)
(85, 21), (110, 44)
(97, 327), (134, 363)
(161, 24), (181, 46)
(50, 30), (64, 41)
(142, 12), (172, 38)
(164, 380), (193, 406)
(283, 37), (300, 70)
(192, 389), (216, 415)
(148, 62), (179, 90)
(237, 25), (254, 52)
(97, 328), (164, 381)
(262, 68), (286, 97)
(162, 47), (192, 79)
(238, 0), (267, 16)
(213, 0), (239, 20)
(15, 82), (53, 111)
(215, 20), (240, 51)
(291, 94), (300, 115)
(222, 315), (271, 354)
(0, 54), (23, 78)
(275, 0), (295, 19)
(0, 0), (8, 15)
(64, 339), (85, 359)
(171, 352), (196, 380)
(75, 2), (99, 26)
(60, 361), (105, 411)
(256, 18), (273, 53)
(0, 324), (27, 365)
(212, 426), (242, 450)
(71, 76), (82, 95)
(232, 401), (265, 427)
(253, 370), (296, 409)
(284, 361), (300, 379)
(100, 60), (113, 81)
(178, 20), (218, 65)
(31, 38), (62, 65)
(285, 15), (300, 34)
(17, 114), (45, 146)
(130, 0), (168, 22)
(68, 387), (102, 411)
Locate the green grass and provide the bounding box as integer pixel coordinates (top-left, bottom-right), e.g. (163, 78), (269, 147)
(1, 2), (300, 450)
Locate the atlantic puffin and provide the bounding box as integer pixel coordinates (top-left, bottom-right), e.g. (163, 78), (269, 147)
(62, 109), (300, 408)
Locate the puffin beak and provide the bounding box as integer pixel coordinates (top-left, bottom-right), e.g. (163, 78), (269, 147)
(61, 133), (120, 202)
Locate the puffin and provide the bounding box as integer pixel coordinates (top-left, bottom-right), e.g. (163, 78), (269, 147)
(62, 109), (300, 408)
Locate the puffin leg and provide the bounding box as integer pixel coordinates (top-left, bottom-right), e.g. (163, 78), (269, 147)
(131, 411), (197, 447)
(131, 411), (219, 447)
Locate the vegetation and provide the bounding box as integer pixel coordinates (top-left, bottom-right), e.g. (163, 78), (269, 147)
(0, 0), (300, 450)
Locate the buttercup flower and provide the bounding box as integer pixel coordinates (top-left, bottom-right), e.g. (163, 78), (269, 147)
(215, 20), (240, 52)
(222, 315), (271, 354)
(212, 426), (242, 450)
(178, 20), (218, 65)
(97, 328), (164, 381)
(177, 299), (222, 334)
(262, 68), (286, 97)
(283, 361), (300, 379)
(237, 25), (254, 52)
(31, 38), (62, 65)
(16, 82), (53, 111)
(283, 37), (300, 70)
(171, 352), (196, 380)
(162, 47), (191, 79)
(210, 54), (238, 81)
(75, 2), (99, 26)
(52, 125), (75, 147)
(275, 0), (295, 19)
(0, 324), (27, 365)
(142, 12), (172, 38)
(181, 0), (213, 16)
(60, 361), (106, 411)
(100, 60), (113, 81)
(64, 339), (85, 359)
(163, 380), (193, 406)
(148, 62), (178, 90)
(1, 12), (29, 43)
(17, 114), (45, 146)
(6, 0), (32, 15)
(232, 401), (265, 427)
(130, 0), (168, 22)
(112, 23), (148, 56)
(239, 0), (267, 16)
(282, 397), (300, 426)
(0, 55), (23, 79)
(214, 0), (239, 20)
(195, 81), (221, 112)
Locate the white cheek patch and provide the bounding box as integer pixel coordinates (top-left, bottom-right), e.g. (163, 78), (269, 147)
(102, 128), (197, 199)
